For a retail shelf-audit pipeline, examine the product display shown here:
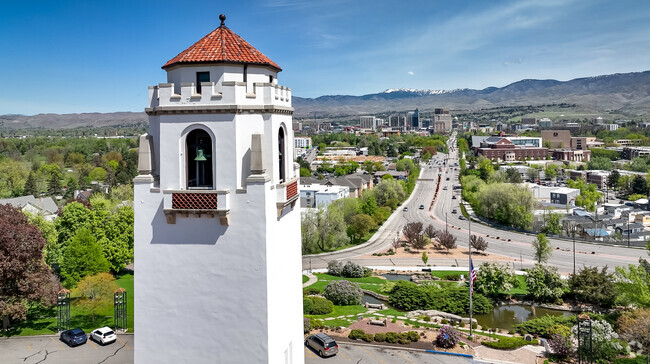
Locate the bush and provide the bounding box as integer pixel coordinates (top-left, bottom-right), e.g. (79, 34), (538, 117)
(388, 280), (492, 315)
(374, 332), (386, 342)
(548, 334), (572, 359)
(304, 317), (324, 333)
(483, 336), (538, 350)
(441, 319), (449, 324)
(349, 329), (366, 340)
(385, 332), (399, 343)
(514, 315), (576, 338)
(568, 266), (617, 308)
(323, 280), (363, 306)
(327, 260), (343, 276)
(342, 261), (365, 278)
(446, 274), (462, 281)
(526, 264), (568, 303)
(303, 296), (334, 315)
(474, 262), (518, 297)
(303, 287), (320, 296)
(406, 331), (419, 342)
(423, 316), (431, 322)
(436, 325), (459, 348)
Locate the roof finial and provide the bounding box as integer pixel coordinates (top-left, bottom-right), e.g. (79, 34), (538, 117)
(219, 14), (226, 27)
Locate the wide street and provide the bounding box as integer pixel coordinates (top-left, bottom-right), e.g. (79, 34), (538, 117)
(303, 135), (647, 273)
(305, 343), (473, 364)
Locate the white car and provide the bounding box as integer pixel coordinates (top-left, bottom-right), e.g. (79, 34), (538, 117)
(90, 327), (117, 345)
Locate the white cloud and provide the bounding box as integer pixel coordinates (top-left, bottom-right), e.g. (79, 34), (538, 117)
(407, 71), (414, 76)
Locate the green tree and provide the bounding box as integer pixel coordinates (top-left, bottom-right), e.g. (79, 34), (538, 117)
(300, 167), (311, 177)
(632, 175), (648, 196)
(478, 158), (495, 181)
(568, 266), (617, 307)
(360, 193), (379, 216)
(422, 251), (428, 265)
(586, 156), (614, 171)
(474, 262), (518, 297)
(505, 168), (522, 183)
(72, 272), (118, 324)
(372, 178), (406, 207)
(60, 228), (110, 288)
(24, 212), (60, 268)
(615, 263), (650, 307)
(0, 158), (30, 198)
(532, 233), (552, 264)
(328, 198), (360, 224)
(101, 206), (134, 272)
(526, 264), (568, 303)
(567, 179), (602, 212)
(348, 214), (376, 243)
(545, 164), (559, 179)
(607, 170), (620, 189)
(55, 201), (93, 249)
(23, 171), (38, 197)
(474, 183), (535, 229)
(88, 166), (107, 182)
(301, 207), (349, 253)
(542, 213), (562, 235)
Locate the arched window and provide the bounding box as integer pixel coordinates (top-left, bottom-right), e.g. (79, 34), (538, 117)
(186, 129), (213, 189)
(278, 127), (286, 183)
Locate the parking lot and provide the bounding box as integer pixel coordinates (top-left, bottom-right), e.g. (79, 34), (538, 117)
(0, 334), (133, 364)
(305, 343), (473, 364)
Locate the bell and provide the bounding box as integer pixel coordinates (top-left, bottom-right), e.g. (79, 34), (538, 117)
(195, 148), (207, 161)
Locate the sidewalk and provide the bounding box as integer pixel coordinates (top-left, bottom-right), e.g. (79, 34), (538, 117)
(302, 272), (317, 287)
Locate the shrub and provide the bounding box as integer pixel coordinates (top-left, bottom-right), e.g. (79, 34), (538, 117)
(441, 319), (449, 324)
(483, 336), (538, 350)
(363, 333), (373, 342)
(472, 323), (478, 329)
(548, 334), (572, 359)
(423, 316), (431, 322)
(474, 262), (518, 297)
(514, 315), (576, 338)
(342, 261), (365, 278)
(323, 280), (363, 305)
(303, 287), (320, 296)
(436, 325), (459, 348)
(572, 319), (627, 363)
(349, 329), (366, 340)
(446, 274), (462, 281)
(303, 296), (334, 315)
(388, 280), (492, 314)
(385, 332), (399, 343)
(526, 264), (568, 303)
(568, 266), (617, 308)
(407, 331), (419, 342)
(374, 332), (386, 342)
(303, 317), (324, 333)
(327, 260), (343, 276)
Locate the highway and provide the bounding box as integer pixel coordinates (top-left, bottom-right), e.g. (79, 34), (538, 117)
(302, 134), (647, 274)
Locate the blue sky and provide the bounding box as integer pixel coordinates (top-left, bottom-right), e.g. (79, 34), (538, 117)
(1, 0), (649, 115)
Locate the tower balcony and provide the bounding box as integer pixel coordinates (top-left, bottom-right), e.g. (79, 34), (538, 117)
(163, 189), (230, 225)
(146, 81), (292, 115)
(275, 177), (299, 217)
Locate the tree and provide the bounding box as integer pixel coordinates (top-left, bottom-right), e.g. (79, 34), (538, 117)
(60, 228), (110, 288)
(424, 224), (437, 240)
(0, 204), (60, 330)
(23, 172), (38, 197)
(617, 309), (650, 356)
(372, 179), (406, 207)
(615, 263), (650, 307)
(568, 266), (617, 307)
(72, 272), (118, 324)
(88, 167), (107, 182)
(437, 230), (457, 253)
(474, 262), (518, 297)
(402, 222), (424, 247)
(300, 167), (311, 177)
(470, 235), (488, 254)
(607, 170), (620, 189)
(632, 175), (648, 196)
(505, 168), (522, 183)
(24, 212), (60, 268)
(542, 212), (562, 235)
(474, 183), (535, 229)
(348, 214), (376, 244)
(301, 207), (349, 253)
(544, 164), (559, 180)
(328, 198), (360, 224)
(63, 177), (78, 199)
(360, 193), (379, 216)
(532, 233), (552, 264)
(526, 264), (568, 303)
(422, 251), (428, 265)
(567, 179), (601, 212)
(586, 156), (614, 171)
(101, 206), (134, 272)
(526, 167), (540, 181)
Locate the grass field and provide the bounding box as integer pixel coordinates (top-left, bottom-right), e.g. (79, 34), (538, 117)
(1, 273), (134, 337)
(302, 275), (309, 284)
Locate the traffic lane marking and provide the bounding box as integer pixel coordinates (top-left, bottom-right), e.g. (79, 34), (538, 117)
(23, 340), (33, 351)
(357, 345), (389, 364)
(117, 336), (131, 349)
(50, 336), (67, 350)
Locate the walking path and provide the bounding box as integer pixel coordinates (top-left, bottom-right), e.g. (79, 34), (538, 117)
(302, 272), (317, 287)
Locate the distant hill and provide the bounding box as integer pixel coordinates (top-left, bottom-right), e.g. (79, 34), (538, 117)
(293, 70), (650, 117)
(1, 70), (648, 130)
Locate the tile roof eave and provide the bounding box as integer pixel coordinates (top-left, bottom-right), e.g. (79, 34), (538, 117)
(162, 60), (282, 72)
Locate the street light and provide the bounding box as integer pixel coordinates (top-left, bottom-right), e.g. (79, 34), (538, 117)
(445, 212), (448, 232)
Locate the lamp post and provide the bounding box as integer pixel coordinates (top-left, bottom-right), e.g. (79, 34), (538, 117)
(445, 212), (448, 233)
(572, 225), (577, 276)
(627, 221), (630, 248)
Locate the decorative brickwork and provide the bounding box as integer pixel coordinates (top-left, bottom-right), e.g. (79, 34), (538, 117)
(286, 180), (298, 200)
(172, 193), (218, 210)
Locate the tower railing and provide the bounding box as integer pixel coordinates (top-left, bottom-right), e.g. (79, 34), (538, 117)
(162, 189), (230, 225)
(276, 177), (299, 217)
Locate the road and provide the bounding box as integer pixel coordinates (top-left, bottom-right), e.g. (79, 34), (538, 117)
(305, 343), (472, 364)
(303, 133), (647, 273)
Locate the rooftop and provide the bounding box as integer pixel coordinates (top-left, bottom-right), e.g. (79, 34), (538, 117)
(162, 14), (281, 71)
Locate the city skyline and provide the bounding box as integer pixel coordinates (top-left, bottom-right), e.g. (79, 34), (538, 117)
(1, 0), (649, 115)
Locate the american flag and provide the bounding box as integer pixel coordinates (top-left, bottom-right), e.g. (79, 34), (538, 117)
(470, 258), (477, 295)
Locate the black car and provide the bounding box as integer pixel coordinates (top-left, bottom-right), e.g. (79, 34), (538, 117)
(60, 328), (87, 347)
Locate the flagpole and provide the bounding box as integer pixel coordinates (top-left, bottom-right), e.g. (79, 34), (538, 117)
(469, 217), (473, 339)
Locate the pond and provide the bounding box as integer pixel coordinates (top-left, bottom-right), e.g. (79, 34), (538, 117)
(362, 293), (387, 306)
(381, 273), (413, 281)
(468, 304), (572, 332)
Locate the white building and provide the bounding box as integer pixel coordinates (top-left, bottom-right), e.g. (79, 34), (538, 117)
(134, 15), (304, 364)
(360, 116), (377, 130)
(300, 184), (349, 208)
(294, 136), (312, 149)
(604, 124), (619, 131)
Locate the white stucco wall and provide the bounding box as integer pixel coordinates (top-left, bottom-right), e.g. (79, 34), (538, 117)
(135, 66), (303, 363)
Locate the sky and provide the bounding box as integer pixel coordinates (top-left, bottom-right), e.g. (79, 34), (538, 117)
(1, 0), (649, 115)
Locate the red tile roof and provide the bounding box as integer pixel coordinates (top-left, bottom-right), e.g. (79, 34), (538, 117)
(162, 20), (281, 71)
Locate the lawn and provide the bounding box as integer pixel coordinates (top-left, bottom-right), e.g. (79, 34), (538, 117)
(302, 275), (309, 284)
(502, 275), (529, 295)
(1, 273), (134, 337)
(308, 273), (388, 294)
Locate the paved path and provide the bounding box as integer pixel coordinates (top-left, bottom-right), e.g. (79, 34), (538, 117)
(302, 271), (318, 287)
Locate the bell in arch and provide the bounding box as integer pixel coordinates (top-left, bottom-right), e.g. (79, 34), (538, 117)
(195, 148), (207, 161)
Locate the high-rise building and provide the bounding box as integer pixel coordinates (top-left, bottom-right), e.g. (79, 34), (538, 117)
(433, 108), (452, 133)
(360, 116), (377, 130)
(134, 15), (304, 364)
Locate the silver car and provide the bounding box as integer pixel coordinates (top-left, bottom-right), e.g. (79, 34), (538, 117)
(305, 333), (338, 357)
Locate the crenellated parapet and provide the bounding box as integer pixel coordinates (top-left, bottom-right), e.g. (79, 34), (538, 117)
(146, 81), (292, 115)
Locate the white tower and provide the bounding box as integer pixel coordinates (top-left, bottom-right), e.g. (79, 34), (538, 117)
(133, 14), (304, 364)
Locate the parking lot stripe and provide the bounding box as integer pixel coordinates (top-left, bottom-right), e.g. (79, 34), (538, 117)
(117, 336), (130, 350)
(358, 346), (388, 364)
(337, 350), (351, 361)
(23, 341), (32, 351)
(89, 340), (98, 349)
(303, 348), (317, 358)
(50, 337), (66, 350)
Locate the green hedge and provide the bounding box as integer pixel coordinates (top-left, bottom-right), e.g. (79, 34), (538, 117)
(483, 336), (538, 350)
(303, 296), (334, 315)
(388, 280), (492, 314)
(514, 315), (576, 338)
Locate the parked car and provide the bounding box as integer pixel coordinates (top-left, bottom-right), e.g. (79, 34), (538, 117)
(452, 195), (456, 199)
(90, 327), (117, 345)
(459, 216), (466, 220)
(452, 209), (457, 214)
(305, 333), (338, 357)
(419, 205), (425, 210)
(403, 207), (408, 212)
(60, 328), (87, 347)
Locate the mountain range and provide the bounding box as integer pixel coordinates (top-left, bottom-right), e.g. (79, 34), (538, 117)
(1, 71), (649, 130)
